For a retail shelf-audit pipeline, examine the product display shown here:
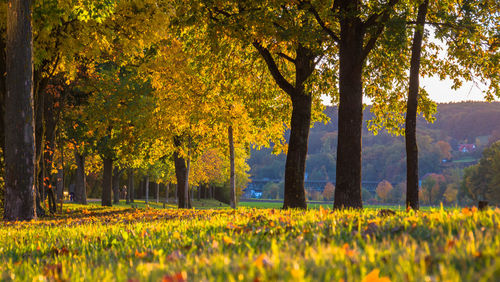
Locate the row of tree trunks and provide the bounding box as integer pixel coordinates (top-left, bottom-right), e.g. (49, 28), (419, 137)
(406, 0), (429, 211)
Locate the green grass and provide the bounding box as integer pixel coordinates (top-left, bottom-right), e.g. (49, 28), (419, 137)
(239, 200), (446, 211)
(84, 199), (229, 210)
(451, 157), (478, 163)
(0, 205), (499, 281)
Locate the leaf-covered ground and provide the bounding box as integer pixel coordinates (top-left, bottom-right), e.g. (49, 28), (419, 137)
(0, 205), (499, 281)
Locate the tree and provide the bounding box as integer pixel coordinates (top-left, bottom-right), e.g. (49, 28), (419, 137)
(461, 141), (500, 206)
(4, 0), (36, 220)
(398, 0), (498, 210)
(376, 180), (393, 203)
(262, 182), (281, 200)
(305, 0), (401, 209)
(322, 182), (335, 201)
(175, 1), (331, 209)
(405, 0), (429, 211)
(443, 184), (458, 205)
(436, 140), (452, 160)
(421, 173), (445, 205)
(228, 125), (236, 208)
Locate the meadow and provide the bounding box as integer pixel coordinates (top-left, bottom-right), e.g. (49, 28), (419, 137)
(0, 203), (499, 281)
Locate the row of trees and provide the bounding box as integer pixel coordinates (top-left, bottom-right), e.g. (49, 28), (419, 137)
(2, 0), (499, 219)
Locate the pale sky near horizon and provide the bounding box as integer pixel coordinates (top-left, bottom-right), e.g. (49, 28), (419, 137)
(322, 76), (497, 105)
(421, 76), (496, 104)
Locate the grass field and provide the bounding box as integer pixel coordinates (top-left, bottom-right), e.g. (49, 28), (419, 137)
(238, 200), (447, 211)
(0, 203), (499, 281)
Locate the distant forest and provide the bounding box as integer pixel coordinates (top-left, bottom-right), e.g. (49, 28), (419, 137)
(249, 102), (500, 184)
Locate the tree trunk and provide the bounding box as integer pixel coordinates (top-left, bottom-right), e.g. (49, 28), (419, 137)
(56, 168), (64, 202)
(197, 185), (201, 201)
(174, 184), (178, 203)
(156, 182), (159, 203)
(101, 158), (112, 206)
(144, 175), (149, 205)
(74, 151), (87, 204)
(166, 183), (169, 204)
(57, 135), (64, 212)
(4, 0), (36, 220)
(406, 0), (429, 211)
(253, 43), (315, 209)
(0, 30), (6, 154)
(174, 137), (192, 208)
(283, 92), (311, 209)
(112, 167), (122, 204)
(186, 156), (192, 208)
(228, 125), (237, 208)
(127, 168), (134, 203)
(334, 11), (364, 210)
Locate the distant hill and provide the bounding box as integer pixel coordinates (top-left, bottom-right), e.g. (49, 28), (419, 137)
(249, 101), (500, 184)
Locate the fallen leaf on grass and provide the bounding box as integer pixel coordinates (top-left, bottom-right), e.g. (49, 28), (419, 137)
(43, 264), (62, 279)
(167, 250), (185, 261)
(254, 254), (272, 268)
(135, 250), (148, 259)
(51, 246), (70, 256)
(223, 235), (234, 244)
(162, 271), (187, 282)
(362, 269), (391, 282)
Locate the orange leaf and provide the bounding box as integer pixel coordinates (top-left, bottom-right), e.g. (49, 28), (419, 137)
(362, 269), (391, 282)
(162, 271), (187, 282)
(254, 254), (271, 268)
(223, 235), (233, 244)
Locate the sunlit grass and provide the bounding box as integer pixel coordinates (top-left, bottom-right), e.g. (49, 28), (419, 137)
(0, 205), (498, 281)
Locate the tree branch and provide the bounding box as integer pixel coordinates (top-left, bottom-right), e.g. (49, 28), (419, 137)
(252, 41), (295, 95)
(306, 2), (340, 43)
(277, 52), (296, 64)
(361, 0), (400, 62)
(363, 0), (399, 28)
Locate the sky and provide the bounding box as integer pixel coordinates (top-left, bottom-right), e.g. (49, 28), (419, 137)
(322, 76), (497, 105)
(421, 76), (496, 104)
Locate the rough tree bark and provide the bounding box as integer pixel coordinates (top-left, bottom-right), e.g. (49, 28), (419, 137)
(4, 0), (37, 220)
(74, 151), (87, 204)
(334, 14), (365, 209)
(330, 0), (398, 209)
(406, 0), (429, 211)
(228, 125), (237, 208)
(101, 158), (113, 206)
(253, 43), (315, 209)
